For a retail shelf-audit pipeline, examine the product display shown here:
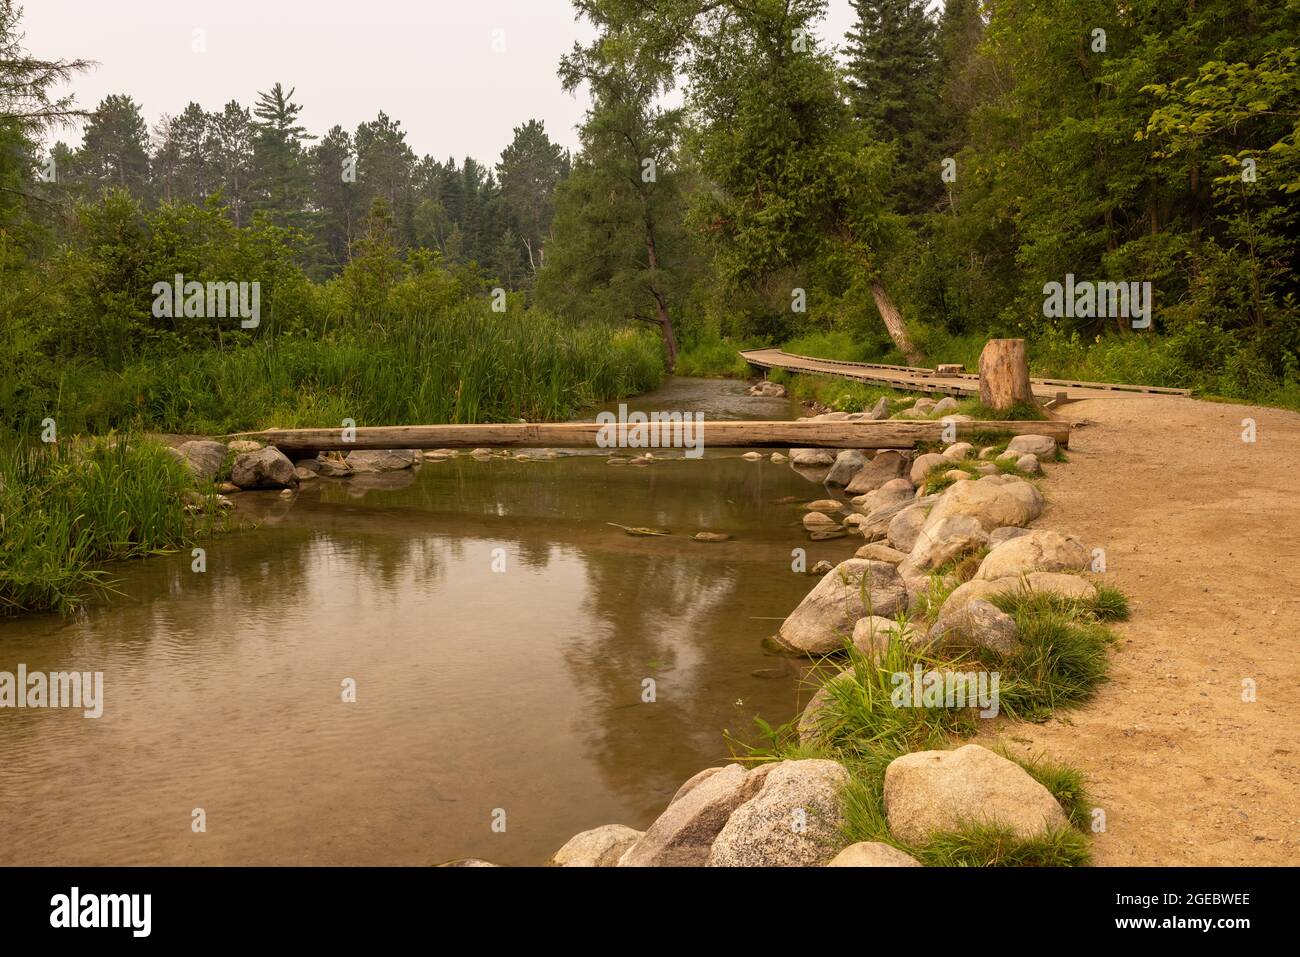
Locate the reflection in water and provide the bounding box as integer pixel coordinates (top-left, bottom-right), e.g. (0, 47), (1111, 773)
(0, 379), (860, 865)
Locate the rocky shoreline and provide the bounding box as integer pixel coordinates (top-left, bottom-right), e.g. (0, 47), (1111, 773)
(168, 389), (1115, 868)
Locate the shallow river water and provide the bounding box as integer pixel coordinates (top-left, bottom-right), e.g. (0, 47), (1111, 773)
(0, 377), (856, 865)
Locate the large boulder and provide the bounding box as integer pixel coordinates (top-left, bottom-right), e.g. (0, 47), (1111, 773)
(909, 452), (947, 485)
(231, 447), (297, 490)
(825, 450), (869, 487)
(925, 597), (1020, 656)
(883, 744), (1069, 844)
(867, 397), (890, 420)
(899, 514), (988, 578)
(922, 474), (1044, 532)
(987, 526), (1030, 548)
(852, 477), (914, 514)
(827, 842), (922, 867)
(707, 760), (849, 867)
(942, 442), (974, 462)
(778, 559), (908, 655)
(976, 529), (1088, 580)
(790, 448), (836, 467)
(1006, 434), (1057, 460)
(174, 440), (228, 482)
(549, 824), (643, 866)
(852, 616), (923, 660)
(887, 503), (930, 553)
(345, 449), (420, 472)
(861, 496), (930, 542)
(617, 764), (760, 867)
(845, 451), (909, 494)
(941, 572), (1096, 617)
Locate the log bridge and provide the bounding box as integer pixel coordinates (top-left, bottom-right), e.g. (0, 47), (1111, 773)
(224, 419), (1070, 453)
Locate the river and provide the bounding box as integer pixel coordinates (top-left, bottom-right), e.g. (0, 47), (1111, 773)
(0, 377), (854, 865)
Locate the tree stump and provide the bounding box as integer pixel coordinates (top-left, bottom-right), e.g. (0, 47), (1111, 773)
(978, 339), (1035, 411)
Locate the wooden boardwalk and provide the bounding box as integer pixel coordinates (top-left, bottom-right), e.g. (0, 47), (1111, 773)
(740, 348), (1191, 403)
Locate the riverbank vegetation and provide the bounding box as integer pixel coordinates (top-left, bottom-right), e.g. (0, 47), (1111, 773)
(738, 580), (1130, 865)
(0, 437), (220, 615)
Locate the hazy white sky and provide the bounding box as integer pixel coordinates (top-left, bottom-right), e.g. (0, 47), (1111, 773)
(21, 0), (860, 164)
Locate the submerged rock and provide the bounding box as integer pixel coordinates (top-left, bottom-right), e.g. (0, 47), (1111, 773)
(345, 449), (420, 472)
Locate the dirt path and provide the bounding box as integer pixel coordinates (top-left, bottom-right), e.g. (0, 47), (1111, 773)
(985, 395), (1300, 865)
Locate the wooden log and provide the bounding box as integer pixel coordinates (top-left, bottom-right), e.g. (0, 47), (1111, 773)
(223, 419), (1070, 452)
(979, 339), (1035, 411)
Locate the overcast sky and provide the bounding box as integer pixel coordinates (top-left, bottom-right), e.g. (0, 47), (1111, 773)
(21, 0), (860, 165)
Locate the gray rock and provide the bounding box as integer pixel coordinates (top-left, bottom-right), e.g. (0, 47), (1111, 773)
(770, 452), (788, 463)
(790, 448), (836, 467)
(618, 764), (761, 867)
(550, 824), (643, 867)
(926, 597), (1020, 656)
(922, 475), (1044, 532)
(886, 503), (930, 553)
(975, 529), (1089, 580)
(987, 526), (1030, 547)
(1006, 434), (1057, 459)
(845, 451), (909, 494)
(797, 669), (855, 744)
(854, 542), (907, 564)
(899, 514), (988, 578)
(226, 439), (263, 454)
(802, 511), (839, 531)
(884, 744), (1069, 844)
(909, 452), (947, 485)
(345, 449), (420, 472)
(707, 760), (849, 867)
(911, 398), (937, 416)
(942, 442), (974, 461)
(931, 396), (960, 416)
(852, 615), (923, 660)
(1016, 453), (1043, 475)
(175, 440), (228, 482)
(868, 397), (890, 420)
(231, 447), (297, 489)
(293, 466), (317, 481)
(827, 842), (922, 867)
(778, 559), (908, 655)
(825, 449), (869, 487)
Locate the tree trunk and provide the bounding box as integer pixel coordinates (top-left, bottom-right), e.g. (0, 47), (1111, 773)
(869, 281), (923, 365)
(978, 338), (1036, 412)
(644, 226), (678, 371)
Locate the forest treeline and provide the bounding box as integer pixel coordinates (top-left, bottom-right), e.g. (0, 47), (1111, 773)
(2, 0), (1299, 438)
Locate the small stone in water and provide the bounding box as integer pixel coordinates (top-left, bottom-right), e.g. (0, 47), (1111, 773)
(693, 531), (732, 542)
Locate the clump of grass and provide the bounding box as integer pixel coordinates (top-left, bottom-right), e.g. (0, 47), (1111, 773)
(985, 590), (1117, 722)
(0, 436), (217, 615)
(915, 824), (1092, 866)
(1090, 584), (1130, 621)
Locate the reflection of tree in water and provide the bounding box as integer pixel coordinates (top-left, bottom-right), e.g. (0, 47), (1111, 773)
(560, 538), (805, 814)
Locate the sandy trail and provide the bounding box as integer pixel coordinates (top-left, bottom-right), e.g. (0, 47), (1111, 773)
(983, 395), (1300, 864)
